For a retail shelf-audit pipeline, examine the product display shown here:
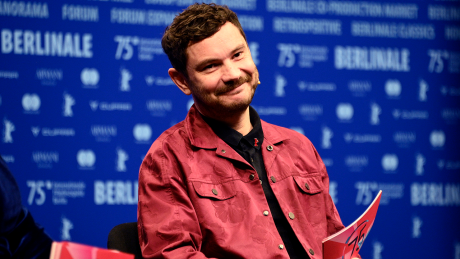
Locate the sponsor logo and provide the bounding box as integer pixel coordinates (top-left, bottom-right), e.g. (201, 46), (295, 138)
(110, 8), (175, 26)
(298, 81), (336, 92)
(133, 124), (152, 142)
(348, 80), (371, 96)
(329, 181), (338, 204)
(273, 17), (341, 35)
(248, 41), (260, 65)
(336, 103), (354, 121)
(0, 70), (18, 78)
(1, 29), (93, 58)
(91, 125), (117, 142)
(252, 106), (287, 116)
(63, 93), (75, 117)
(370, 102), (381, 125)
(61, 216), (73, 240)
(116, 148), (129, 172)
(385, 79), (402, 97)
(442, 108), (460, 123)
(36, 68), (63, 85)
(144, 75), (174, 86)
(32, 151), (59, 168)
(393, 131), (416, 147)
(438, 160), (460, 170)
(299, 104), (323, 120)
(144, 0), (256, 10)
(89, 101), (132, 111)
(456, 242), (460, 259)
(31, 127), (75, 137)
(411, 182), (460, 206)
(345, 155), (368, 171)
(335, 46), (410, 72)
(1, 154), (14, 163)
(412, 216), (422, 238)
(415, 153), (426, 175)
(419, 79), (428, 101)
(382, 154), (399, 172)
(120, 68), (132, 91)
(344, 133), (381, 143)
(94, 180), (138, 205)
(322, 158), (333, 167)
(441, 85), (460, 96)
(81, 68), (99, 88)
(239, 15), (263, 32)
(62, 5), (98, 22)
(146, 100), (172, 116)
(22, 93), (40, 113)
(392, 109), (429, 120)
(373, 241), (384, 259)
(0, 1), (49, 18)
(430, 130), (445, 148)
(351, 21), (435, 40)
(76, 149), (96, 169)
(274, 74), (287, 97)
(278, 43), (328, 68)
(3, 118), (15, 143)
(321, 126), (333, 149)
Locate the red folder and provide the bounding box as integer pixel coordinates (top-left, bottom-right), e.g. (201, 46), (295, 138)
(322, 190), (382, 259)
(49, 241), (134, 259)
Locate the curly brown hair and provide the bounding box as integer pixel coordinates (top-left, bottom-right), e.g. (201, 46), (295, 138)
(161, 3), (247, 78)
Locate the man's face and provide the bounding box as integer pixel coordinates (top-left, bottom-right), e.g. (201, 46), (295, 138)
(184, 22), (259, 119)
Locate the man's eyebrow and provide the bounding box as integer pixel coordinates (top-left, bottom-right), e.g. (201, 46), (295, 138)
(194, 43), (247, 70)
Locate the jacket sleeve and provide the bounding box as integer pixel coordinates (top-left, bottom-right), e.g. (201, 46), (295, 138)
(137, 143), (217, 259)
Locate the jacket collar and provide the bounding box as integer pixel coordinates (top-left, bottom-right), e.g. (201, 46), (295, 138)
(185, 105), (288, 149)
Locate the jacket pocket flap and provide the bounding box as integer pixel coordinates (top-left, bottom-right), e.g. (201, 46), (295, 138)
(294, 175), (323, 194)
(191, 181), (236, 200)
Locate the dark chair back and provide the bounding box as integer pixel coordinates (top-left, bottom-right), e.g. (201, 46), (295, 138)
(107, 222), (143, 259)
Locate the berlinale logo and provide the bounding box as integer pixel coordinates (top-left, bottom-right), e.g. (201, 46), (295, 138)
(77, 149), (96, 168)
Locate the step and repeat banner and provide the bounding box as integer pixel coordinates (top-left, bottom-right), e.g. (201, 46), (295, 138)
(1, 0), (460, 257)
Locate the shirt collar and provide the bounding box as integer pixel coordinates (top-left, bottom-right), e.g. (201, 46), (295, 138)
(201, 106), (264, 150)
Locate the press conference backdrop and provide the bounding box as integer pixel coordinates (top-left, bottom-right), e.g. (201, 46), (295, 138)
(1, 0), (460, 257)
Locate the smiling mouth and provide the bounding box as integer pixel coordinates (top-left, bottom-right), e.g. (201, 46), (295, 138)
(216, 75), (252, 96)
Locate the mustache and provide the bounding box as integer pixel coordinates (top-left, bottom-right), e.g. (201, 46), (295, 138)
(215, 74), (253, 95)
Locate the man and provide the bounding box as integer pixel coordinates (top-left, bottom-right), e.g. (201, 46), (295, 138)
(138, 3), (358, 259)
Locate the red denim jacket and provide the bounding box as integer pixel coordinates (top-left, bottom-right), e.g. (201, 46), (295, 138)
(138, 106), (348, 259)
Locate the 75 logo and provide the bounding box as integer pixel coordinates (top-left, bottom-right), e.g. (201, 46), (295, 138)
(114, 36), (139, 60)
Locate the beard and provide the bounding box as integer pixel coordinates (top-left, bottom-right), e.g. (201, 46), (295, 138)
(191, 68), (259, 119)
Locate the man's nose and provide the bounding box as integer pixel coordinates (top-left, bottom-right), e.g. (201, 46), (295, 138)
(221, 61), (241, 83)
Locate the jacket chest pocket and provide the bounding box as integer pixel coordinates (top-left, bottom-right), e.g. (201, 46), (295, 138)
(293, 175), (325, 225)
(191, 180), (236, 200)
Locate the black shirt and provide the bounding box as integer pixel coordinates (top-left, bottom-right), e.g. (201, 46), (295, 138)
(201, 107), (309, 259)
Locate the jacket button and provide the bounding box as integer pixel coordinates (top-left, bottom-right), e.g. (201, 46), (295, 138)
(260, 180), (263, 185)
(288, 212), (295, 220)
(305, 183), (310, 190)
(221, 150), (226, 153)
(263, 210), (269, 216)
(270, 176), (276, 183)
(309, 249), (314, 255)
(278, 244), (284, 250)
(249, 174), (255, 180)
(212, 189), (218, 195)
(267, 145), (273, 151)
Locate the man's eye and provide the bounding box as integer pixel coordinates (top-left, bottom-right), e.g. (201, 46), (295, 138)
(234, 52), (242, 58)
(203, 64), (216, 70)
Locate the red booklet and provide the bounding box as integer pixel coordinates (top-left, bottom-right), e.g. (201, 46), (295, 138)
(49, 241), (134, 259)
(322, 190), (382, 259)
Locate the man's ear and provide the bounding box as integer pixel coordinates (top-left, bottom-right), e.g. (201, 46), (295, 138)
(168, 68), (191, 95)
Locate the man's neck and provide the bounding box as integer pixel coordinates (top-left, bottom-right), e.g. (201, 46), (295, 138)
(199, 106), (253, 136)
